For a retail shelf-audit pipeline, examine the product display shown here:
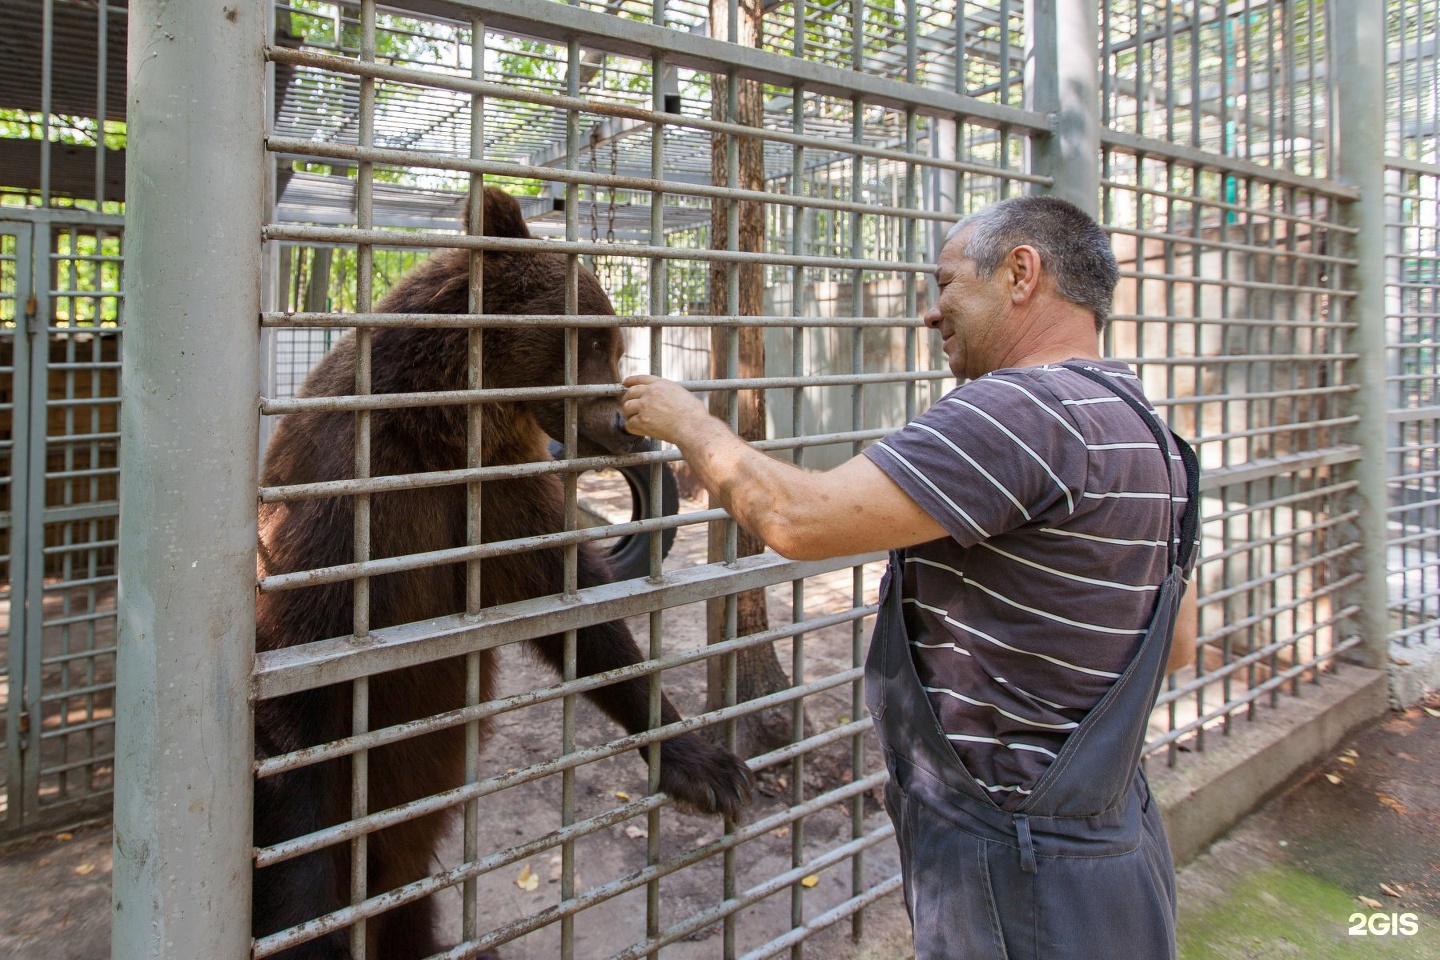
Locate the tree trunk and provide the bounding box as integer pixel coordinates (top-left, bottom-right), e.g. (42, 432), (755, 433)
(703, 0), (804, 759)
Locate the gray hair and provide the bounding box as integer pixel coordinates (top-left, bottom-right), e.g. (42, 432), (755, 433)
(945, 196), (1119, 332)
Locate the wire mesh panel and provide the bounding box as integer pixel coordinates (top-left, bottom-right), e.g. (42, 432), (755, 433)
(1385, 0), (1440, 652)
(254, 1), (1045, 956)
(26, 218), (123, 828)
(1098, 0), (1365, 763)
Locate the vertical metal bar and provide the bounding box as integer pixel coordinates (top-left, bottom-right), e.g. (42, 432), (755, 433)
(5, 223), (34, 832)
(561, 36), (583, 960)
(349, 7), (378, 954)
(1026, 0), (1100, 213)
(463, 14), (487, 946)
(848, 94), (866, 947)
(645, 36), (667, 958)
(40, 0), (53, 206)
(95, 0), (108, 206)
(1333, 0), (1390, 671)
(788, 83), (807, 960)
(20, 220), (49, 821)
(113, 0), (263, 954)
(721, 66), (741, 960)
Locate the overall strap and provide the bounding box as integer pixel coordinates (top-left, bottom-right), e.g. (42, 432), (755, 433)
(1064, 364), (1200, 571)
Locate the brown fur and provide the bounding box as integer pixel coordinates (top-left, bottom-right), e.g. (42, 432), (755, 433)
(254, 189), (752, 959)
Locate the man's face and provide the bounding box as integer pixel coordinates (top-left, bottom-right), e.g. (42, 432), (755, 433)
(923, 228), (1010, 379)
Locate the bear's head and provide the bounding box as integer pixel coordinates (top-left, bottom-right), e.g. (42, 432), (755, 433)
(470, 188), (646, 459)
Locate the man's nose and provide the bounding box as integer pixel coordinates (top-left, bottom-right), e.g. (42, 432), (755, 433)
(922, 305), (941, 329)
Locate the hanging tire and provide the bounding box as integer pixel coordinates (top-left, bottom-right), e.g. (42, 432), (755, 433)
(547, 439), (679, 581)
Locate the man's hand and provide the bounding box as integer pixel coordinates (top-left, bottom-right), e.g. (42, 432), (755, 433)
(621, 374), (712, 446)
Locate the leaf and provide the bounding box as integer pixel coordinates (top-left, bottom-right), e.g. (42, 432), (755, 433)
(1358, 895), (1384, 910)
(74, 863), (94, 876)
(1381, 883), (1403, 897)
(516, 865), (539, 892)
(614, 791), (630, 802)
(773, 826), (790, 838)
(1337, 756), (1356, 765)
(800, 875), (820, 888)
(1423, 706), (1440, 718)
(624, 825), (647, 839)
(55, 832), (73, 842)
(1343, 748), (1359, 758)
(1324, 773), (1342, 785)
(1377, 793), (1409, 815)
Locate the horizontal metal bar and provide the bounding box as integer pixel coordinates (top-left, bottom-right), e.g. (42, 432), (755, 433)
(1195, 445), (1362, 491)
(1195, 415), (1359, 446)
(36, 501), (120, 526)
(38, 752), (116, 777)
(256, 683), (865, 869)
(47, 396), (121, 408)
(38, 716), (115, 740)
(256, 607), (875, 778)
(1153, 385), (1358, 408)
(1386, 155), (1440, 177)
(260, 428), (893, 504)
(1101, 128), (1360, 200)
(1198, 511), (1359, 565)
(42, 640), (119, 663)
(733, 877), (905, 960)
(262, 224), (935, 275)
(1106, 224), (1359, 267)
(372, 0), (1052, 132)
(1115, 268), (1353, 298)
(1148, 635), (1363, 750)
(262, 311), (931, 330)
(1388, 405), (1440, 424)
(1389, 618), (1440, 643)
(40, 680), (116, 703)
(253, 552), (881, 699)
(1202, 544), (1359, 607)
(1206, 479), (1357, 524)
(260, 369), (946, 416)
(267, 133), (1032, 220)
(1195, 575), (1361, 647)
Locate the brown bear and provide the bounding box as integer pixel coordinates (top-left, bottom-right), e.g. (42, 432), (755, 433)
(254, 188), (753, 959)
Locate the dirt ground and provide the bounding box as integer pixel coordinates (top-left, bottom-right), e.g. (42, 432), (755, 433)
(3, 476), (1439, 959)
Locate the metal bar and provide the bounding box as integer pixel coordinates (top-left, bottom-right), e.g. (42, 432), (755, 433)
(262, 311), (933, 329)
(262, 223), (935, 274)
(259, 370), (948, 416)
(1026, 0), (1101, 212)
(112, 0), (263, 955)
(1333, 0), (1391, 670)
(1101, 128), (1361, 198)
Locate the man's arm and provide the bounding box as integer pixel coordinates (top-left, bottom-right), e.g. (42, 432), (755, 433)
(621, 375), (948, 560)
(1167, 577), (1199, 674)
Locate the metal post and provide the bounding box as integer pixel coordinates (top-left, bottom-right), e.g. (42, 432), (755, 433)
(1333, 0), (1390, 670)
(113, 2), (264, 957)
(1025, 0), (1101, 214)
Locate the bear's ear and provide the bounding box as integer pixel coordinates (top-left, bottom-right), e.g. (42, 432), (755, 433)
(460, 187), (532, 240)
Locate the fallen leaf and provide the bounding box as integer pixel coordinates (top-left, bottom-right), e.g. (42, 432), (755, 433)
(1358, 895), (1384, 910)
(1424, 706), (1440, 718)
(1338, 756), (1356, 765)
(838, 716), (850, 725)
(800, 875), (820, 888)
(614, 791), (630, 802)
(1377, 793), (1409, 815)
(773, 827), (790, 838)
(1381, 883), (1402, 897)
(624, 825), (647, 839)
(516, 865), (539, 892)
(1343, 748), (1359, 758)
(74, 863), (94, 876)
(1325, 773), (1343, 785)
(54, 833), (73, 842)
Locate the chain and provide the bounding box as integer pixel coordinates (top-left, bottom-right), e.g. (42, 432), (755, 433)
(588, 127), (600, 245)
(606, 139), (618, 243)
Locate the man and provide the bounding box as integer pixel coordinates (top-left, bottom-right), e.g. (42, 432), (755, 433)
(622, 196), (1199, 960)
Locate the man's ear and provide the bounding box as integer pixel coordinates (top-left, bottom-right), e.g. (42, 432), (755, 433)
(1006, 244), (1043, 304)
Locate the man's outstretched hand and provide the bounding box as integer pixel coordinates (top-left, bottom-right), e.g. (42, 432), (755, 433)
(621, 375), (713, 447)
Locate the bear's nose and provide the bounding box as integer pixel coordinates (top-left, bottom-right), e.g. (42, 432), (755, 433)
(613, 410), (627, 435)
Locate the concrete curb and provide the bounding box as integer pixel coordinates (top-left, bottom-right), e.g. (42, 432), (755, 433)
(1148, 664), (1389, 866)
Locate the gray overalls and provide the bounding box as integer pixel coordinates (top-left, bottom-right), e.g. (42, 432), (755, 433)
(865, 367), (1200, 960)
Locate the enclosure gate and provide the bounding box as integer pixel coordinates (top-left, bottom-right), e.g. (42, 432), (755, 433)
(0, 211), (122, 843)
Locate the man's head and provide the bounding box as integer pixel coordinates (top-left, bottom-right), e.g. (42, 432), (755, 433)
(925, 196), (1118, 379)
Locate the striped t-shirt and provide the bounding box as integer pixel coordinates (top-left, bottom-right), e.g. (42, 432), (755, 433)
(863, 359), (1190, 809)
